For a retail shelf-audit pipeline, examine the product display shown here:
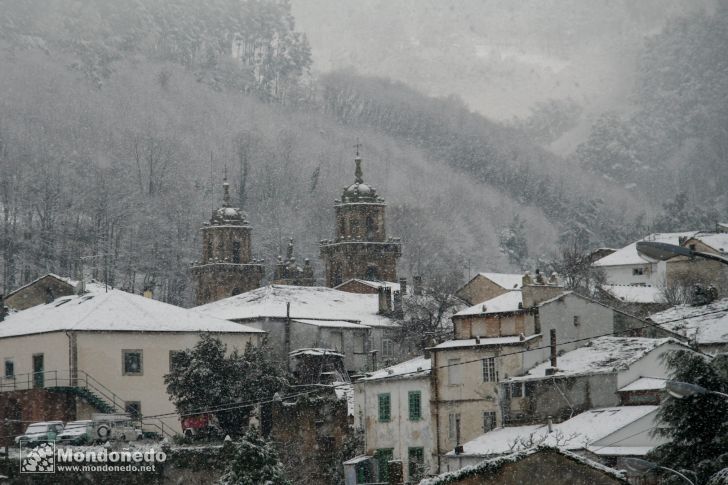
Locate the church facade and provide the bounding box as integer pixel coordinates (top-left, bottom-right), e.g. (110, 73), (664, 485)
(320, 154), (401, 287)
(191, 179), (264, 305)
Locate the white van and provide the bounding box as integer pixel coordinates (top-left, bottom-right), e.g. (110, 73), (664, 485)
(91, 414), (143, 443)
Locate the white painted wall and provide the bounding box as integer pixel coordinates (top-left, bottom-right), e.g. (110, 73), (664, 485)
(355, 375), (433, 483)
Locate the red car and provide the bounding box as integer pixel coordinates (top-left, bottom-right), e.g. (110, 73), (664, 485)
(181, 414), (221, 439)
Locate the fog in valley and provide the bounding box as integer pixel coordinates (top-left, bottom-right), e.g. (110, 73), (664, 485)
(0, 0), (726, 305)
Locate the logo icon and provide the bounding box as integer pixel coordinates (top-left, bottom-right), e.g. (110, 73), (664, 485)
(20, 441), (55, 473)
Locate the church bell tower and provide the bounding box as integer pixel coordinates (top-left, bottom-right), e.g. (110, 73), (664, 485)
(320, 150), (401, 287)
(191, 178), (264, 304)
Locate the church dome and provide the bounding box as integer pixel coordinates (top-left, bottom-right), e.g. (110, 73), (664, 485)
(340, 156), (382, 203)
(209, 179), (249, 225)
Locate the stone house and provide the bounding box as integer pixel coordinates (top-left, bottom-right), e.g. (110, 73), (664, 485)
(349, 356), (433, 484)
(592, 231), (728, 292)
(455, 272), (522, 306)
(4, 274), (78, 311)
(0, 289), (264, 439)
(421, 447), (629, 485)
(499, 337), (688, 425)
(194, 285), (402, 373)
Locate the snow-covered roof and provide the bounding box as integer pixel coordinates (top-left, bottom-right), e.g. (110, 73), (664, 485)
(289, 348), (345, 358)
(601, 284), (664, 304)
(449, 406), (659, 456)
(193, 285), (399, 328)
(649, 298), (728, 345)
(334, 279), (402, 292)
(5, 273), (76, 297)
(455, 290), (524, 317)
(431, 334), (540, 350)
(478, 272), (523, 290)
(0, 289), (264, 338)
(291, 319), (369, 329)
(506, 337), (678, 382)
(689, 233), (728, 253)
(593, 232), (698, 267)
(618, 377), (666, 392)
(359, 355), (430, 382)
(429, 447), (627, 485)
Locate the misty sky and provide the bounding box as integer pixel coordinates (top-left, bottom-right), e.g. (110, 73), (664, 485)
(292, 0), (715, 131)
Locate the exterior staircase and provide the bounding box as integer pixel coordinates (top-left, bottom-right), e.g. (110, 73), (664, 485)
(49, 386), (118, 414)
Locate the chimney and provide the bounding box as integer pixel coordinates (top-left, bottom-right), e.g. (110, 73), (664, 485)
(545, 329), (558, 376)
(393, 290), (403, 318)
(0, 294), (7, 322)
(521, 270), (565, 308)
(370, 349), (378, 370)
(384, 287), (393, 313)
(413, 275), (422, 296)
(143, 288), (153, 299)
(378, 287), (388, 314)
(547, 416), (553, 433)
(399, 277), (407, 295)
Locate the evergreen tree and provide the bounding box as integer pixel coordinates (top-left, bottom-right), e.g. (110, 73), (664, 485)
(219, 426), (290, 485)
(650, 350), (728, 484)
(498, 214), (529, 269)
(165, 334), (289, 435)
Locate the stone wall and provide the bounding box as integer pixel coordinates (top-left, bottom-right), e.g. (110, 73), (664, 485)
(0, 389), (76, 447)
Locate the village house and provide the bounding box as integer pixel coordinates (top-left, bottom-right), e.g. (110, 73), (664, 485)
(0, 289), (264, 441)
(3, 273), (78, 311)
(455, 272), (522, 306)
(346, 355), (433, 484)
(443, 406), (666, 474)
(499, 337), (688, 425)
(422, 447), (629, 485)
(648, 297), (728, 354)
(592, 231), (728, 293)
(193, 284), (402, 373)
(429, 272), (653, 471)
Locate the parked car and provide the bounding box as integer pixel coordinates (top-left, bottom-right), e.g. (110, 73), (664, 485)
(57, 420), (93, 445)
(92, 414), (143, 443)
(181, 413), (222, 439)
(15, 421), (64, 446)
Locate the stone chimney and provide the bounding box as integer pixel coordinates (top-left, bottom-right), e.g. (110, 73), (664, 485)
(413, 275), (422, 296)
(384, 286), (393, 313)
(399, 277), (407, 295)
(0, 294), (7, 322)
(378, 287), (388, 314)
(393, 290), (403, 318)
(521, 270), (564, 308)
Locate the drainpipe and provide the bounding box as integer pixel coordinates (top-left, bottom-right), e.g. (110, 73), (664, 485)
(65, 331), (77, 386)
(431, 350), (441, 472)
(285, 302), (291, 368)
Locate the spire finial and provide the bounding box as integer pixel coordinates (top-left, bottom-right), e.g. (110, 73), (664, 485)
(286, 237), (294, 261)
(222, 166), (231, 207)
(353, 139), (363, 184)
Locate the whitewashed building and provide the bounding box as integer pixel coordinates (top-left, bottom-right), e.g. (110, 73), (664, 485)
(648, 298), (728, 354)
(346, 356), (433, 484)
(194, 285), (402, 373)
(0, 289), (264, 434)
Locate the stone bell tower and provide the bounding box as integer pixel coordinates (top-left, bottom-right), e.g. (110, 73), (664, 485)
(320, 150), (401, 287)
(191, 177), (264, 305)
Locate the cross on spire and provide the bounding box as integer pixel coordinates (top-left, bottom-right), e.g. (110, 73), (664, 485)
(354, 139), (362, 158)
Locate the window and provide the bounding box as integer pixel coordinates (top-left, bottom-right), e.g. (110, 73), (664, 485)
(375, 448), (393, 482)
(483, 411), (497, 432)
(354, 333), (365, 353)
(408, 391), (422, 421)
(125, 401), (141, 418)
(689, 244), (696, 250)
(448, 413), (460, 441)
(408, 447), (425, 480)
(573, 315), (581, 326)
(365, 265), (380, 281)
(534, 312), (541, 334)
(206, 239), (213, 259)
(4, 359), (14, 378)
(232, 240), (241, 263)
(510, 382), (523, 398)
(122, 350), (143, 376)
(482, 357), (498, 382)
(378, 393), (391, 422)
(366, 216), (377, 239)
(382, 339), (394, 358)
(632, 268), (644, 276)
(448, 358), (462, 385)
(329, 331), (343, 352)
